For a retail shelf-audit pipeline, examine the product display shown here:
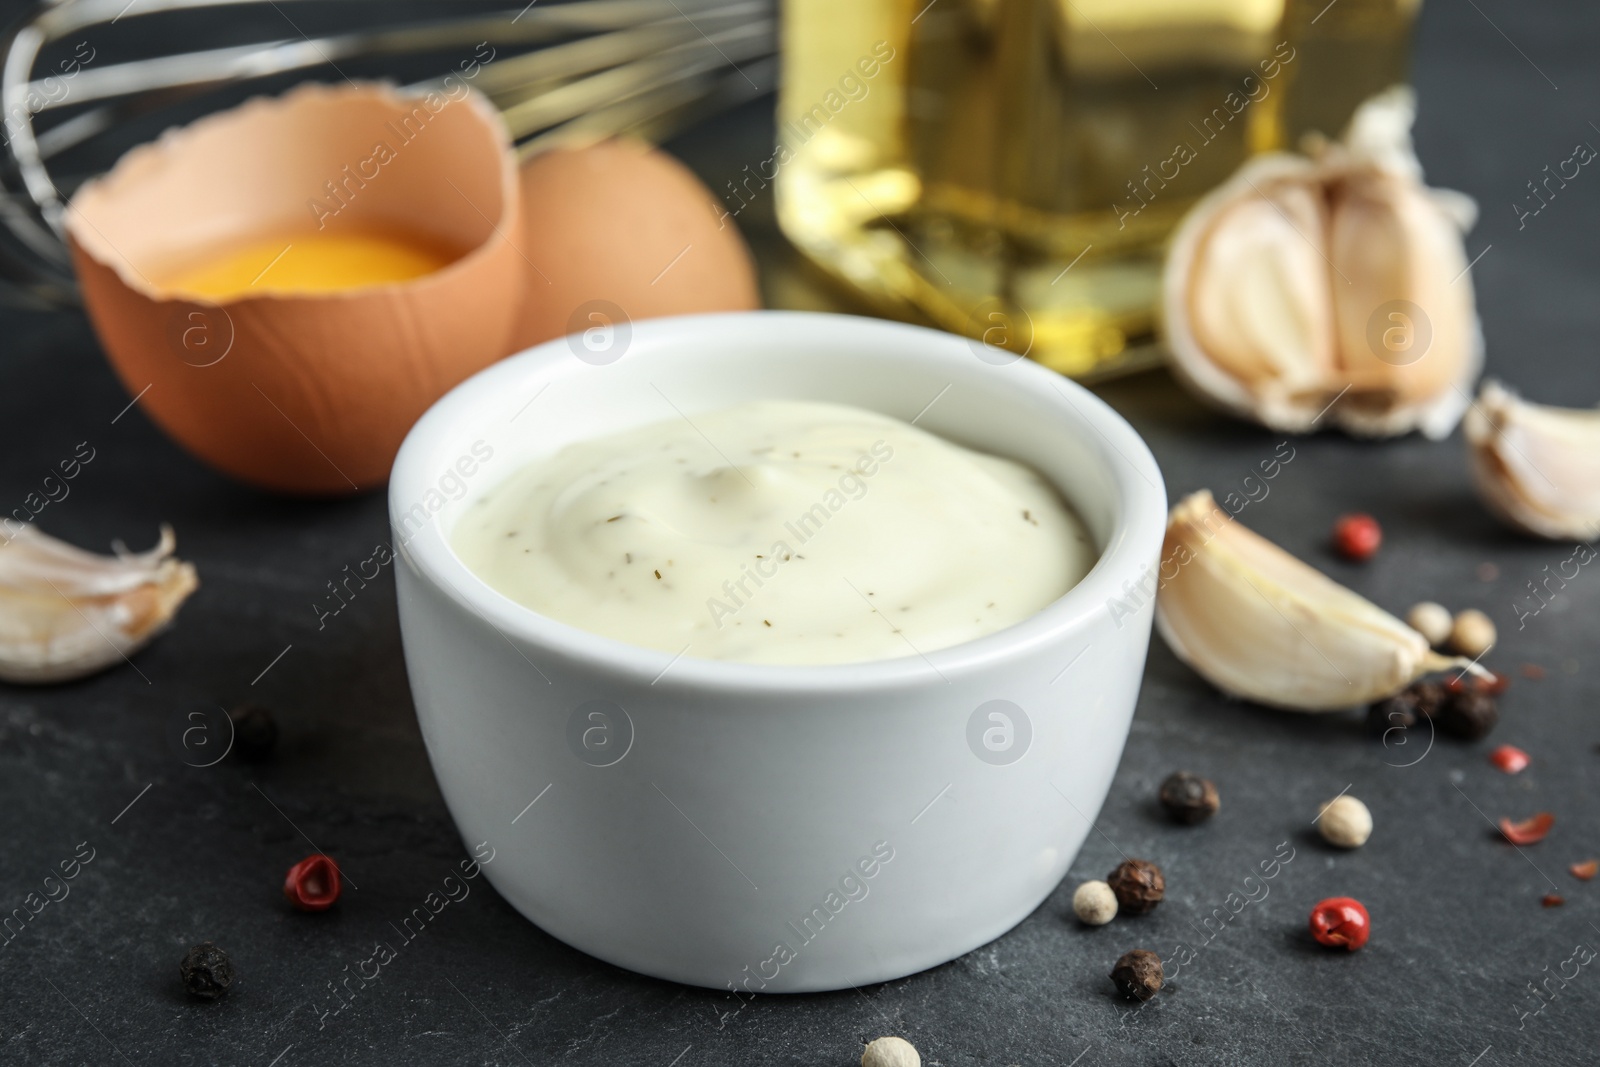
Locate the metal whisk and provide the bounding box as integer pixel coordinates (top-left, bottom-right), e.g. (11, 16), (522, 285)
(0, 0), (777, 307)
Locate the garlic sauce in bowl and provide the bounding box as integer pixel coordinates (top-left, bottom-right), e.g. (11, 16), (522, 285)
(449, 399), (1094, 665)
(391, 311), (1166, 993)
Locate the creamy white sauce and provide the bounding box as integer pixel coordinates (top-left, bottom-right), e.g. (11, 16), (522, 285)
(451, 400), (1094, 665)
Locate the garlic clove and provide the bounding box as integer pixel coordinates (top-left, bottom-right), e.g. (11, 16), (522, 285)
(1162, 88), (1482, 440)
(1464, 380), (1600, 540)
(1325, 170), (1480, 438)
(1155, 490), (1480, 712)
(1164, 155), (1337, 434)
(0, 525), (198, 683)
(1186, 165), (1335, 407)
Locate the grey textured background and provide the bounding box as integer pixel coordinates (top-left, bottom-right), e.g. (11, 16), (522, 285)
(1, 1), (1597, 1065)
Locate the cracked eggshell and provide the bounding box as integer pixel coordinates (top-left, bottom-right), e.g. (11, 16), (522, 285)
(508, 138), (760, 352)
(66, 82), (523, 495)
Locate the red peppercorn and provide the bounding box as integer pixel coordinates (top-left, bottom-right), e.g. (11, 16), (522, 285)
(1542, 894), (1565, 908)
(1488, 744), (1530, 774)
(1446, 672), (1508, 697)
(1309, 896), (1370, 950)
(1479, 671), (1511, 696)
(1499, 812), (1554, 846)
(1332, 514), (1381, 561)
(1571, 859), (1598, 881)
(283, 854), (342, 911)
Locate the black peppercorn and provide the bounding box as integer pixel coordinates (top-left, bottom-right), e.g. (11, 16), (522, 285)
(1107, 858), (1165, 915)
(228, 705), (278, 762)
(1437, 689), (1499, 741)
(1158, 771), (1219, 825)
(179, 942), (235, 1001)
(1370, 681), (1450, 736)
(1400, 680), (1449, 719)
(1110, 949), (1164, 1000)
(1366, 695), (1416, 737)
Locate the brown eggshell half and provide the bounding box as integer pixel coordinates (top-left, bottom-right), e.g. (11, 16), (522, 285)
(66, 82), (523, 495)
(510, 138), (759, 351)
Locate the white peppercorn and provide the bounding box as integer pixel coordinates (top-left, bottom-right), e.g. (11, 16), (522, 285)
(1318, 795), (1373, 849)
(1449, 609), (1496, 658)
(1404, 601), (1453, 648)
(1072, 880), (1119, 926)
(862, 1035), (920, 1067)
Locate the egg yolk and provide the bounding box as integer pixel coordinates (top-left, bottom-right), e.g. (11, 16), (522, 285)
(157, 230), (459, 299)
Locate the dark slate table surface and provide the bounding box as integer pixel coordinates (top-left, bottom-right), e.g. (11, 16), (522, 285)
(3, 2), (1598, 1065)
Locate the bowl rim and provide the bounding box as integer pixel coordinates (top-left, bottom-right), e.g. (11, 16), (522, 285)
(390, 310), (1167, 695)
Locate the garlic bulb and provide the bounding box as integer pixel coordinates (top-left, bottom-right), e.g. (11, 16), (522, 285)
(1163, 87), (1483, 439)
(1465, 380), (1600, 540)
(1155, 490), (1481, 712)
(0, 525), (197, 683)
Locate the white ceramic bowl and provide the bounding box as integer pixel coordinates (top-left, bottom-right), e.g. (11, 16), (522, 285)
(391, 311), (1166, 993)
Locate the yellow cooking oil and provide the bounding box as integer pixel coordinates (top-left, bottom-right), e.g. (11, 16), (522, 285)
(158, 229), (459, 299)
(776, 0), (1421, 379)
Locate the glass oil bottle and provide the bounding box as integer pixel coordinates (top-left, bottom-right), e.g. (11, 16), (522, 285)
(775, 0), (1421, 378)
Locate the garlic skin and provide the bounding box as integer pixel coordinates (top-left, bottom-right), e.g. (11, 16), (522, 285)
(1155, 490), (1480, 712)
(1163, 87), (1482, 439)
(0, 525), (198, 683)
(1465, 380), (1600, 541)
